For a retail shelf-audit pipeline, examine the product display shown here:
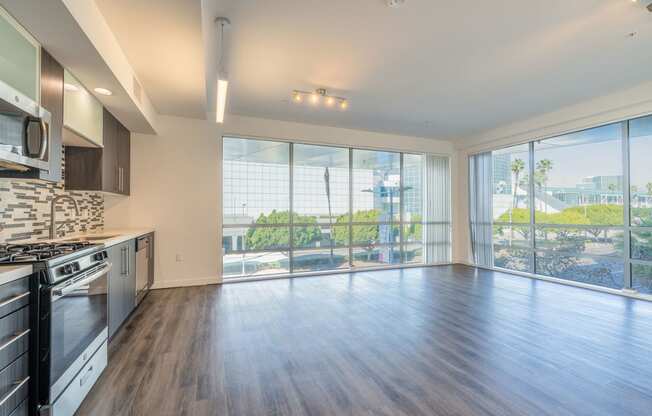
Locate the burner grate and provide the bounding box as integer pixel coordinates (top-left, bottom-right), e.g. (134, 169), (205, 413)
(0, 241), (95, 264)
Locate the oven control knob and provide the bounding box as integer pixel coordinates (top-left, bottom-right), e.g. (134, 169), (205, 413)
(94, 252), (106, 261)
(61, 264), (73, 274)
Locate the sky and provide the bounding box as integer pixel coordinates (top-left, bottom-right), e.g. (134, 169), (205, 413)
(498, 121), (652, 190)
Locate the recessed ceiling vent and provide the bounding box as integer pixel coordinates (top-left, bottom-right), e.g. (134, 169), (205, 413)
(386, 0), (406, 8)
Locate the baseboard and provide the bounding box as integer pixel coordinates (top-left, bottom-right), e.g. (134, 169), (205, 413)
(150, 276), (221, 289)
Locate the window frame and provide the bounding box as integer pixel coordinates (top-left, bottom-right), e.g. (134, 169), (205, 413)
(222, 136), (451, 279)
(479, 116), (652, 297)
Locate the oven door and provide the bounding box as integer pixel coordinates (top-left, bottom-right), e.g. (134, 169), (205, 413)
(48, 263), (109, 401)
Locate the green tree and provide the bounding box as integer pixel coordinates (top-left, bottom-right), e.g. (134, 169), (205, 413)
(536, 159), (553, 213)
(334, 210), (381, 260)
(405, 214), (422, 242)
(511, 159), (525, 210)
(496, 208), (531, 239)
(647, 182), (652, 195)
(245, 210), (321, 251)
(564, 204), (623, 238)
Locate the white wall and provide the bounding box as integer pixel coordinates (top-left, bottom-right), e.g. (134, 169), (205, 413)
(104, 114), (455, 288)
(451, 79), (652, 264)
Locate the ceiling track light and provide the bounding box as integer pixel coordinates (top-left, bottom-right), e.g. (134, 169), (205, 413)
(292, 89), (349, 110)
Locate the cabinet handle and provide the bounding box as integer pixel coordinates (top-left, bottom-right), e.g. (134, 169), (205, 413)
(119, 167), (123, 192)
(80, 365), (94, 387)
(0, 377), (29, 407)
(0, 291), (29, 309)
(121, 247), (127, 275)
(0, 329), (29, 352)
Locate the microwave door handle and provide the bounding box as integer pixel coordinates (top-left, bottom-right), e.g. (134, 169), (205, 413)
(38, 119), (48, 159)
(52, 263), (111, 298)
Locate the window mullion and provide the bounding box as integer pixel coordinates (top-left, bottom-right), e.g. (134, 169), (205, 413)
(349, 148), (354, 268)
(622, 121), (632, 290)
(399, 153), (405, 263)
(289, 143), (294, 274)
(528, 141), (536, 274)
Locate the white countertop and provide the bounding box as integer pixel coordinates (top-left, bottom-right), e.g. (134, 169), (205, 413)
(0, 229), (153, 286)
(61, 228), (155, 247)
(0, 264), (33, 285)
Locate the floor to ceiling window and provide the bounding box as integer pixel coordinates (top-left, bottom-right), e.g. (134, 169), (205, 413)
(492, 144), (531, 273)
(629, 116), (652, 294)
(223, 137), (451, 279)
(473, 114), (652, 296)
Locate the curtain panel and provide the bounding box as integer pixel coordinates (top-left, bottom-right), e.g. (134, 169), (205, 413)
(424, 155), (451, 263)
(468, 152), (493, 267)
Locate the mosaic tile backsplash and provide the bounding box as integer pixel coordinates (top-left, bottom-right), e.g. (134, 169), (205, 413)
(0, 147), (104, 243)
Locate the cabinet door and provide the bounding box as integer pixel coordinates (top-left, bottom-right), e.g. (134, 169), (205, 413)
(107, 243), (124, 338)
(63, 69), (103, 146)
(117, 121), (130, 195)
(101, 109), (119, 193)
(122, 240), (136, 316)
(39, 49), (63, 182)
(0, 7), (39, 104)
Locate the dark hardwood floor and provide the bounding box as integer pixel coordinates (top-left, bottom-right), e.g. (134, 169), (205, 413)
(76, 265), (652, 416)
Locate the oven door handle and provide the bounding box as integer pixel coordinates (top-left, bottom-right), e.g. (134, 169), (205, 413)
(52, 263), (111, 298)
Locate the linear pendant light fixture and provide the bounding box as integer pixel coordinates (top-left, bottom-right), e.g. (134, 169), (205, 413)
(215, 17), (231, 124)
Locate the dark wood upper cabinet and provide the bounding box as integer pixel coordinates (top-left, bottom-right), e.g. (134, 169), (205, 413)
(3, 49), (64, 182)
(117, 117), (130, 194)
(65, 108), (131, 195)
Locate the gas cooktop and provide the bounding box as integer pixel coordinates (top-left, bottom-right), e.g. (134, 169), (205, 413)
(0, 241), (98, 264)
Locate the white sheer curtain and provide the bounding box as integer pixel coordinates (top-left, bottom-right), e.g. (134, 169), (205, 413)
(468, 152), (493, 267)
(424, 155), (451, 263)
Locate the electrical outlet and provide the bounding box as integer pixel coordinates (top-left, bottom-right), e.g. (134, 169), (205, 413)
(176, 254), (184, 262)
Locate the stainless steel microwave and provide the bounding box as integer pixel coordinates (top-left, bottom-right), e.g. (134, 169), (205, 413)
(0, 80), (51, 172)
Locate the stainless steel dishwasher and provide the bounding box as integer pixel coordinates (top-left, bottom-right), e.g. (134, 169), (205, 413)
(135, 236), (150, 305)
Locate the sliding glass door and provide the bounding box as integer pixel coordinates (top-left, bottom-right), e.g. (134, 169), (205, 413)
(223, 137), (451, 279)
(475, 114), (652, 295)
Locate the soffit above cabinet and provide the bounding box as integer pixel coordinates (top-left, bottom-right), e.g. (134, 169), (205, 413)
(0, 0), (158, 135)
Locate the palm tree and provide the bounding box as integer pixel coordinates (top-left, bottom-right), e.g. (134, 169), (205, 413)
(536, 159), (553, 213)
(511, 159), (525, 210)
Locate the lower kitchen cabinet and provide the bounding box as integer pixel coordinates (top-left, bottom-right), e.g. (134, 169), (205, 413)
(107, 240), (136, 338)
(0, 276), (30, 416)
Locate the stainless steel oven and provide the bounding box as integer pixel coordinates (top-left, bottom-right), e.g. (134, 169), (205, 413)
(0, 81), (51, 172)
(36, 257), (110, 416)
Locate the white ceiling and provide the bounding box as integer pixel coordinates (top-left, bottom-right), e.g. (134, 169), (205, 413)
(97, 0), (652, 140)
